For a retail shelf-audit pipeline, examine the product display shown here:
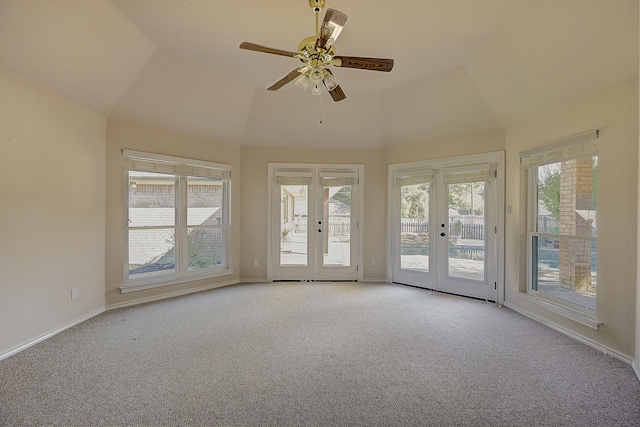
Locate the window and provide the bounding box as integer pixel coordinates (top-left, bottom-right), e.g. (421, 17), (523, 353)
(521, 131), (598, 321)
(123, 151), (231, 291)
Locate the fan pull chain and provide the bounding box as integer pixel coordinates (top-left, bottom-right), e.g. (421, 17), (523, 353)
(319, 93), (323, 125)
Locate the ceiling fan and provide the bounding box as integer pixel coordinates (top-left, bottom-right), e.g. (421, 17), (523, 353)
(239, 0), (394, 102)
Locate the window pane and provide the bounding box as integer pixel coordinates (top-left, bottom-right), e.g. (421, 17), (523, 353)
(532, 235), (596, 310)
(187, 176), (224, 226)
(187, 227), (224, 271)
(128, 228), (176, 280)
(537, 156), (597, 237)
(128, 171), (175, 227)
(128, 170), (176, 281)
(400, 183), (430, 272)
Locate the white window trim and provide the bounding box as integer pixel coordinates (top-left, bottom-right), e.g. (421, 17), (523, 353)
(119, 267), (234, 294)
(122, 151), (233, 293)
(520, 131), (600, 328)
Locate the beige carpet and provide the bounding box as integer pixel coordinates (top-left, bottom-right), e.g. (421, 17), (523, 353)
(1, 281), (639, 426)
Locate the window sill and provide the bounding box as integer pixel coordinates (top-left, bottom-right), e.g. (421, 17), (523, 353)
(515, 291), (600, 330)
(120, 268), (235, 294)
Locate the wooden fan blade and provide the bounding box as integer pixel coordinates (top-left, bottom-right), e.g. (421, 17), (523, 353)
(316, 9), (348, 50)
(333, 56), (394, 72)
(323, 69), (346, 102)
(239, 42), (298, 58)
(327, 84), (346, 102)
(267, 68), (301, 91)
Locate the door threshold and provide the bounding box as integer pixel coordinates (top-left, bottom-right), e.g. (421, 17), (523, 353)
(272, 279), (358, 283)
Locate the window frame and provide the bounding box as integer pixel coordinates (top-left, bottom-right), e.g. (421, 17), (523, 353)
(121, 151), (232, 293)
(520, 131), (600, 328)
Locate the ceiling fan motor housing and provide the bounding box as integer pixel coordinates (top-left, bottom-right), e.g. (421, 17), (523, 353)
(309, 0), (325, 13)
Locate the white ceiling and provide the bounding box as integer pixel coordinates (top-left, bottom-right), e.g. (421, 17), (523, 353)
(0, 0), (637, 148)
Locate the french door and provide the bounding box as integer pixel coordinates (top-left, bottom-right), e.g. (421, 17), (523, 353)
(269, 164), (362, 281)
(390, 153), (504, 302)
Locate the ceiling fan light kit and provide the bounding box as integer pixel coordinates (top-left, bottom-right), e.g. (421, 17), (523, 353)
(309, 0), (325, 13)
(239, 0), (394, 103)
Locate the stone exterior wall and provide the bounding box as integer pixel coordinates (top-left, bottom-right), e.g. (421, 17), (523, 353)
(129, 184), (222, 208)
(559, 157), (593, 292)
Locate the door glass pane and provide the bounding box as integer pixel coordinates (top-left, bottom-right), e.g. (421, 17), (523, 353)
(323, 185), (351, 267)
(400, 183), (430, 272)
(280, 185), (308, 266)
(447, 182), (485, 282)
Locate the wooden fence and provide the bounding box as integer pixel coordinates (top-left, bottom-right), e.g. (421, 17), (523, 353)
(297, 219), (486, 239)
(401, 221), (484, 239)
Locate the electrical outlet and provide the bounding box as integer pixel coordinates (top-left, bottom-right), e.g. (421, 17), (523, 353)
(71, 288), (79, 300)
(253, 258), (259, 267)
(370, 259), (376, 267)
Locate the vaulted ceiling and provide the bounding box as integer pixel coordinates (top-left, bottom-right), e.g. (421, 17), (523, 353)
(0, 0), (637, 148)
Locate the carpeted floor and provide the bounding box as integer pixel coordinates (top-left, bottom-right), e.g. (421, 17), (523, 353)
(1, 281), (639, 426)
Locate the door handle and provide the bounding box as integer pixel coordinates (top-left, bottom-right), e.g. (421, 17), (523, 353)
(318, 229), (322, 232)
(440, 232), (446, 237)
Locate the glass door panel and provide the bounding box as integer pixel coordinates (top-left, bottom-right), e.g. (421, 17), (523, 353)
(438, 178), (496, 301)
(446, 182), (486, 282)
(400, 182), (430, 272)
(279, 184), (309, 266)
(392, 176), (436, 289)
(316, 173), (357, 281)
(322, 184), (351, 267)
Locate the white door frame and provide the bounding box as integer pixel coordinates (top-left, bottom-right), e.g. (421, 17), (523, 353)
(387, 152), (505, 304)
(267, 163), (364, 282)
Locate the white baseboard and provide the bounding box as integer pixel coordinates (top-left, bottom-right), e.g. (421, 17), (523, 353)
(238, 278), (269, 284)
(504, 301), (634, 365)
(633, 360), (640, 383)
(237, 278), (388, 284)
(106, 279), (239, 311)
(0, 307), (105, 362)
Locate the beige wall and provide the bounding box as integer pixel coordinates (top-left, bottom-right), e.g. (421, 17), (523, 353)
(239, 147), (388, 281)
(636, 42), (640, 373)
(505, 78), (639, 358)
(386, 130), (505, 165)
(0, 68), (106, 356)
(105, 120), (241, 307)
